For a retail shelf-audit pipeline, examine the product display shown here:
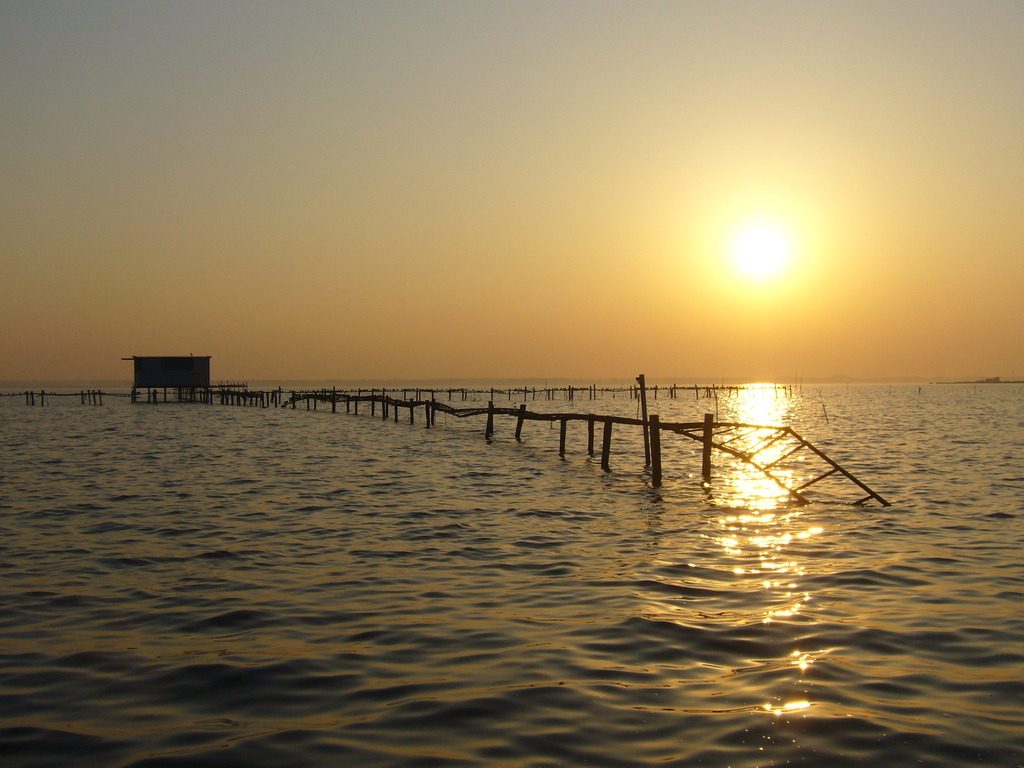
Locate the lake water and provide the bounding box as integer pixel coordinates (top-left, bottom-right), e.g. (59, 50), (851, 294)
(1, 383), (1022, 767)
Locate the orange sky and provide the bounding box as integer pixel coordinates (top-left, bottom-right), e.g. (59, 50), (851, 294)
(2, 1), (1022, 383)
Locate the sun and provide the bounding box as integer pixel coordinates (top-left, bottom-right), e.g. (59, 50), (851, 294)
(730, 223), (792, 280)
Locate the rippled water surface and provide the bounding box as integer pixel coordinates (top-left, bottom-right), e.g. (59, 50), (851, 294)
(1, 384), (1022, 767)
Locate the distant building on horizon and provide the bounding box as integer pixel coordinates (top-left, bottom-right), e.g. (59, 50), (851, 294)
(123, 355), (211, 388)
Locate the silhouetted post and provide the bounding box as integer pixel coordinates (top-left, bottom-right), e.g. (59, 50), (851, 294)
(515, 404), (526, 440)
(559, 419), (567, 457)
(650, 414), (662, 487)
(637, 374), (651, 467)
(587, 418), (595, 456)
(332, 387), (337, 412)
(600, 418), (613, 471)
(485, 401), (494, 439)
(702, 412), (714, 484)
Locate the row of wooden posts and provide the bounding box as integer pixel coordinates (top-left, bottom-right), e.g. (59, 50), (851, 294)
(4, 378), (887, 504)
(274, 375), (888, 505)
(279, 382), (714, 487)
(13, 389), (113, 406)
(11, 382), (792, 407)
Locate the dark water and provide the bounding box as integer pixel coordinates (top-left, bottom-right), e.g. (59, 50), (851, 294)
(1, 384), (1022, 767)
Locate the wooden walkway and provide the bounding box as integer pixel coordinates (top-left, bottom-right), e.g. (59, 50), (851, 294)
(279, 386), (889, 506)
(6, 379), (888, 506)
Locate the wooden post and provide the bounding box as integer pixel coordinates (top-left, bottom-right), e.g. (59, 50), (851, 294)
(559, 419), (567, 457)
(636, 374), (651, 467)
(332, 387), (337, 412)
(587, 417), (595, 456)
(515, 404), (526, 440)
(601, 418), (613, 471)
(650, 414), (662, 487)
(485, 400), (494, 439)
(702, 412), (714, 484)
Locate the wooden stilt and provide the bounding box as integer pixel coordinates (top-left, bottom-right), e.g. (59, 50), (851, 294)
(650, 414), (662, 487)
(702, 412), (714, 484)
(636, 374), (651, 466)
(601, 418), (613, 471)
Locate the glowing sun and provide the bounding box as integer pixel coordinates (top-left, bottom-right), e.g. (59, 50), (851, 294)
(730, 223), (792, 280)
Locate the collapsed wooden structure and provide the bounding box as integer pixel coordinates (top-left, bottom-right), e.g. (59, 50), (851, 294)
(278, 382), (889, 507)
(6, 376), (889, 506)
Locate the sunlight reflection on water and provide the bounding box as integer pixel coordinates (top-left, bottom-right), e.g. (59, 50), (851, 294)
(1, 385), (1022, 767)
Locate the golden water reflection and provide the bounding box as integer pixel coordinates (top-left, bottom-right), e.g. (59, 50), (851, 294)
(703, 387), (829, 728)
(714, 384), (802, 510)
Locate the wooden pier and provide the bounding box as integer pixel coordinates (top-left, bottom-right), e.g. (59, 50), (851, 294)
(274, 380), (887, 506)
(5, 378), (887, 506)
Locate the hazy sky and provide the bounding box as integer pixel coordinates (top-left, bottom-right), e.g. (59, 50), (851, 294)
(3, 1), (1022, 382)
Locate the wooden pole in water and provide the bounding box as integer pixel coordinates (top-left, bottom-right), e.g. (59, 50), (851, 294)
(515, 404), (526, 440)
(485, 400), (494, 439)
(600, 418), (613, 471)
(559, 419), (567, 457)
(587, 417), (595, 456)
(650, 414), (662, 487)
(636, 374), (651, 467)
(701, 412), (714, 484)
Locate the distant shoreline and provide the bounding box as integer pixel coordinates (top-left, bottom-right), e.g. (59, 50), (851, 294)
(946, 379), (1024, 384)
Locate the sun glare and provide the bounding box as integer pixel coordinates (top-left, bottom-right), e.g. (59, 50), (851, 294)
(730, 223), (792, 281)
